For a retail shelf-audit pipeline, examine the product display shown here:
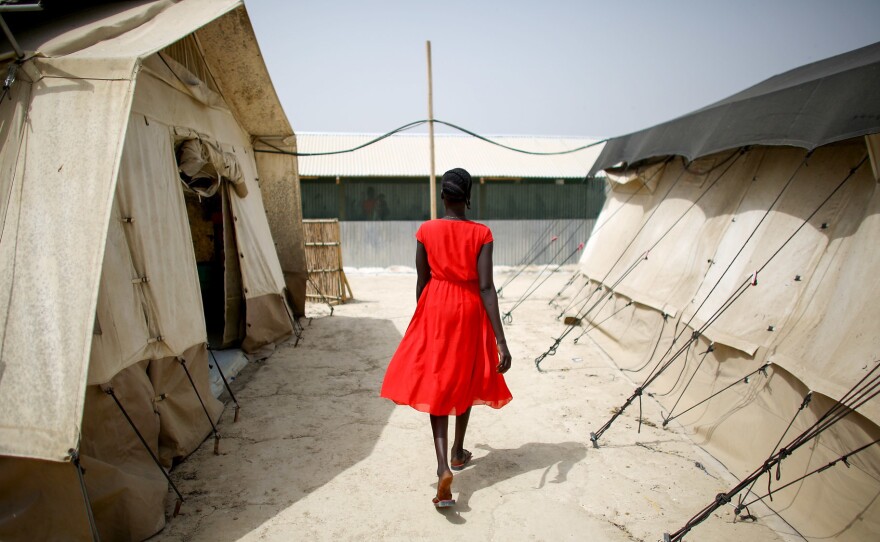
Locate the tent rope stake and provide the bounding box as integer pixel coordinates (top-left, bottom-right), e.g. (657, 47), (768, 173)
(663, 362), (769, 427)
(103, 387), (185, 517)
(556, 280), (595, 320)
(664, 359), (880, 541)
(591, 279), (754, 447)
(497, 234), (558, 298)
(736, 391), (812, 517)
(535, 251), (648, 370)
(68, 448), (101, 542)
(207, 347), (241, 423)
(177, 357), (221, 455)
(548, 271), (581, 307)
(307, 276), (335, 316)
(502, 242), (584, 324)
(572, 299), (631, 344)
(591, 152), (867, 447)
(737, 434), (880, 515)
(501, 221), (580, 317)
(499, 220), (560, 299)
(537, 151), (724, 371)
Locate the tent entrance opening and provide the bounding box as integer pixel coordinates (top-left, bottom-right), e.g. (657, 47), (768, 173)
(183, 188), (245, 348)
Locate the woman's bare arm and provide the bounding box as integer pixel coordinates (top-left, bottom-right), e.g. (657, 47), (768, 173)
(477, 242), (512, 374)
(416, 241), (431, 301)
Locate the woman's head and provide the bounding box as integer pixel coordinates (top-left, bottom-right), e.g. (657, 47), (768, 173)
(441, 168), (473, 208)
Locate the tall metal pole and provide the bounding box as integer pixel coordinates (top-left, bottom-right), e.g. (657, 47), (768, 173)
(426, 40), (437, 219)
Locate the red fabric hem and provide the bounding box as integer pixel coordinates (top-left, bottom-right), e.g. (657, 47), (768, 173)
(381, 395), (512, 416)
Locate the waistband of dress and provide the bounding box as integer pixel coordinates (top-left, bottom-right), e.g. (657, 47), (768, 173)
(432, 277), (478, 286)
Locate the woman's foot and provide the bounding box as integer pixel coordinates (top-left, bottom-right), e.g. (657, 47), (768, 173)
(432, 470), (455, 508)
(450, 449), (472, 471)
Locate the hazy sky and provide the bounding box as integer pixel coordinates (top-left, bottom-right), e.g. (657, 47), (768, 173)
(247, 0), (880, 140)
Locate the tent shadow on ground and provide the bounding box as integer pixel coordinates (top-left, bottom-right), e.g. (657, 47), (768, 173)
(155, 315), (399, 541)
(435, 441), (587, 524)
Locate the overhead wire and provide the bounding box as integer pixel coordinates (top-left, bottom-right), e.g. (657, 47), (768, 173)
(254, 119), (609, 157)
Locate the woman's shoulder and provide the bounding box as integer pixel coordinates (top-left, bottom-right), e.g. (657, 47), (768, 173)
(466, 220), (491, 234)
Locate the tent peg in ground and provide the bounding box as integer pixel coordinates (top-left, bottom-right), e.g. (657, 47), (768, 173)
(208, 347), (242, 422)
(69, 448), (101, 541)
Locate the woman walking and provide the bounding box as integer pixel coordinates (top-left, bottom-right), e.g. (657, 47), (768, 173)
(380, 167), (512, 508)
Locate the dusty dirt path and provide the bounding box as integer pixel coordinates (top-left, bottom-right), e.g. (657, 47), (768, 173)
(156, 270), (795, 542)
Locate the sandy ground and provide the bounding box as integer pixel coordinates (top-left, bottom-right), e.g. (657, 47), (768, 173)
(155, 270), (798, 542)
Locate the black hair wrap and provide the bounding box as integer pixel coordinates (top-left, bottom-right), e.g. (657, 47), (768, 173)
(441, 168), (473, 208)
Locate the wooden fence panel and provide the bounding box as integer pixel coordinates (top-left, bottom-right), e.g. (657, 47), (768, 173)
(303, 219), (353, 304)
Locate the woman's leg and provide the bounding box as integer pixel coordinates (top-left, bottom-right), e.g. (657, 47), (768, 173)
(430, 414), (454, 504)
(451, 407), (471, 463)
(430, 414), (451, 477)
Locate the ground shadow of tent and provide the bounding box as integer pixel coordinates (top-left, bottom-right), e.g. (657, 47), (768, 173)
(159, 316), (398, 540)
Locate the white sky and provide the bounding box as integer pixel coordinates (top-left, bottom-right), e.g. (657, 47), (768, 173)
(247, 0), (880, 140)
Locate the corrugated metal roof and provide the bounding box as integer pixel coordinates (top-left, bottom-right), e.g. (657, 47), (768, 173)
(295, 132), (605, 179)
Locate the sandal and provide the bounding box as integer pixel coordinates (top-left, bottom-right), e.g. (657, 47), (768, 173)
(450, 449), (472, 471)
(432, 471), (455, 508)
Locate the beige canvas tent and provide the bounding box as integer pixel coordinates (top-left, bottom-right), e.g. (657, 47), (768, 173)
(0, 1), (307, 539)
(573, 42), (880, 540)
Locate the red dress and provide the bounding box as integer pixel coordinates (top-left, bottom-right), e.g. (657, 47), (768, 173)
(380, 219), (513, 415)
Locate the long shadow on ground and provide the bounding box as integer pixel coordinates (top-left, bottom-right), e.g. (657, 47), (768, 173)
(154, 315), (399, 541)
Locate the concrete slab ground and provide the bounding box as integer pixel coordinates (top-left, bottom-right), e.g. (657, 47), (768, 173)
(155, 270), (799, 542)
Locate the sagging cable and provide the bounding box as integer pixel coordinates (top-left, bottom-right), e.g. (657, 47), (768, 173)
(255, 119), (608, 157)
(663, 362), (769, 427)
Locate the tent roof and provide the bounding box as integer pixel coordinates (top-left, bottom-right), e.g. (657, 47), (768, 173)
(0, 0), (293, 137)
(590, 41), (880, 175)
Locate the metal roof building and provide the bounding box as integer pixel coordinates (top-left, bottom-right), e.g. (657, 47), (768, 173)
(296, 132), (605, 179)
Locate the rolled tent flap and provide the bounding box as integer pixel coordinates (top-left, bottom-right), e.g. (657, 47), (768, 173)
(175, 136), (248, 199)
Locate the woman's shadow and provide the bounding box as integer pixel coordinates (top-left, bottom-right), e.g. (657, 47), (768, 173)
(436, 441), (587, 523)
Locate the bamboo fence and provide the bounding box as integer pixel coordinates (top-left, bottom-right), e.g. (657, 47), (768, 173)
(303, 219), (353, 304)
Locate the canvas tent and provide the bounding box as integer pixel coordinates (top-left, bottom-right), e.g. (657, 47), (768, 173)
(576, 42), (880, 540)
(0, 1), (307, 539)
